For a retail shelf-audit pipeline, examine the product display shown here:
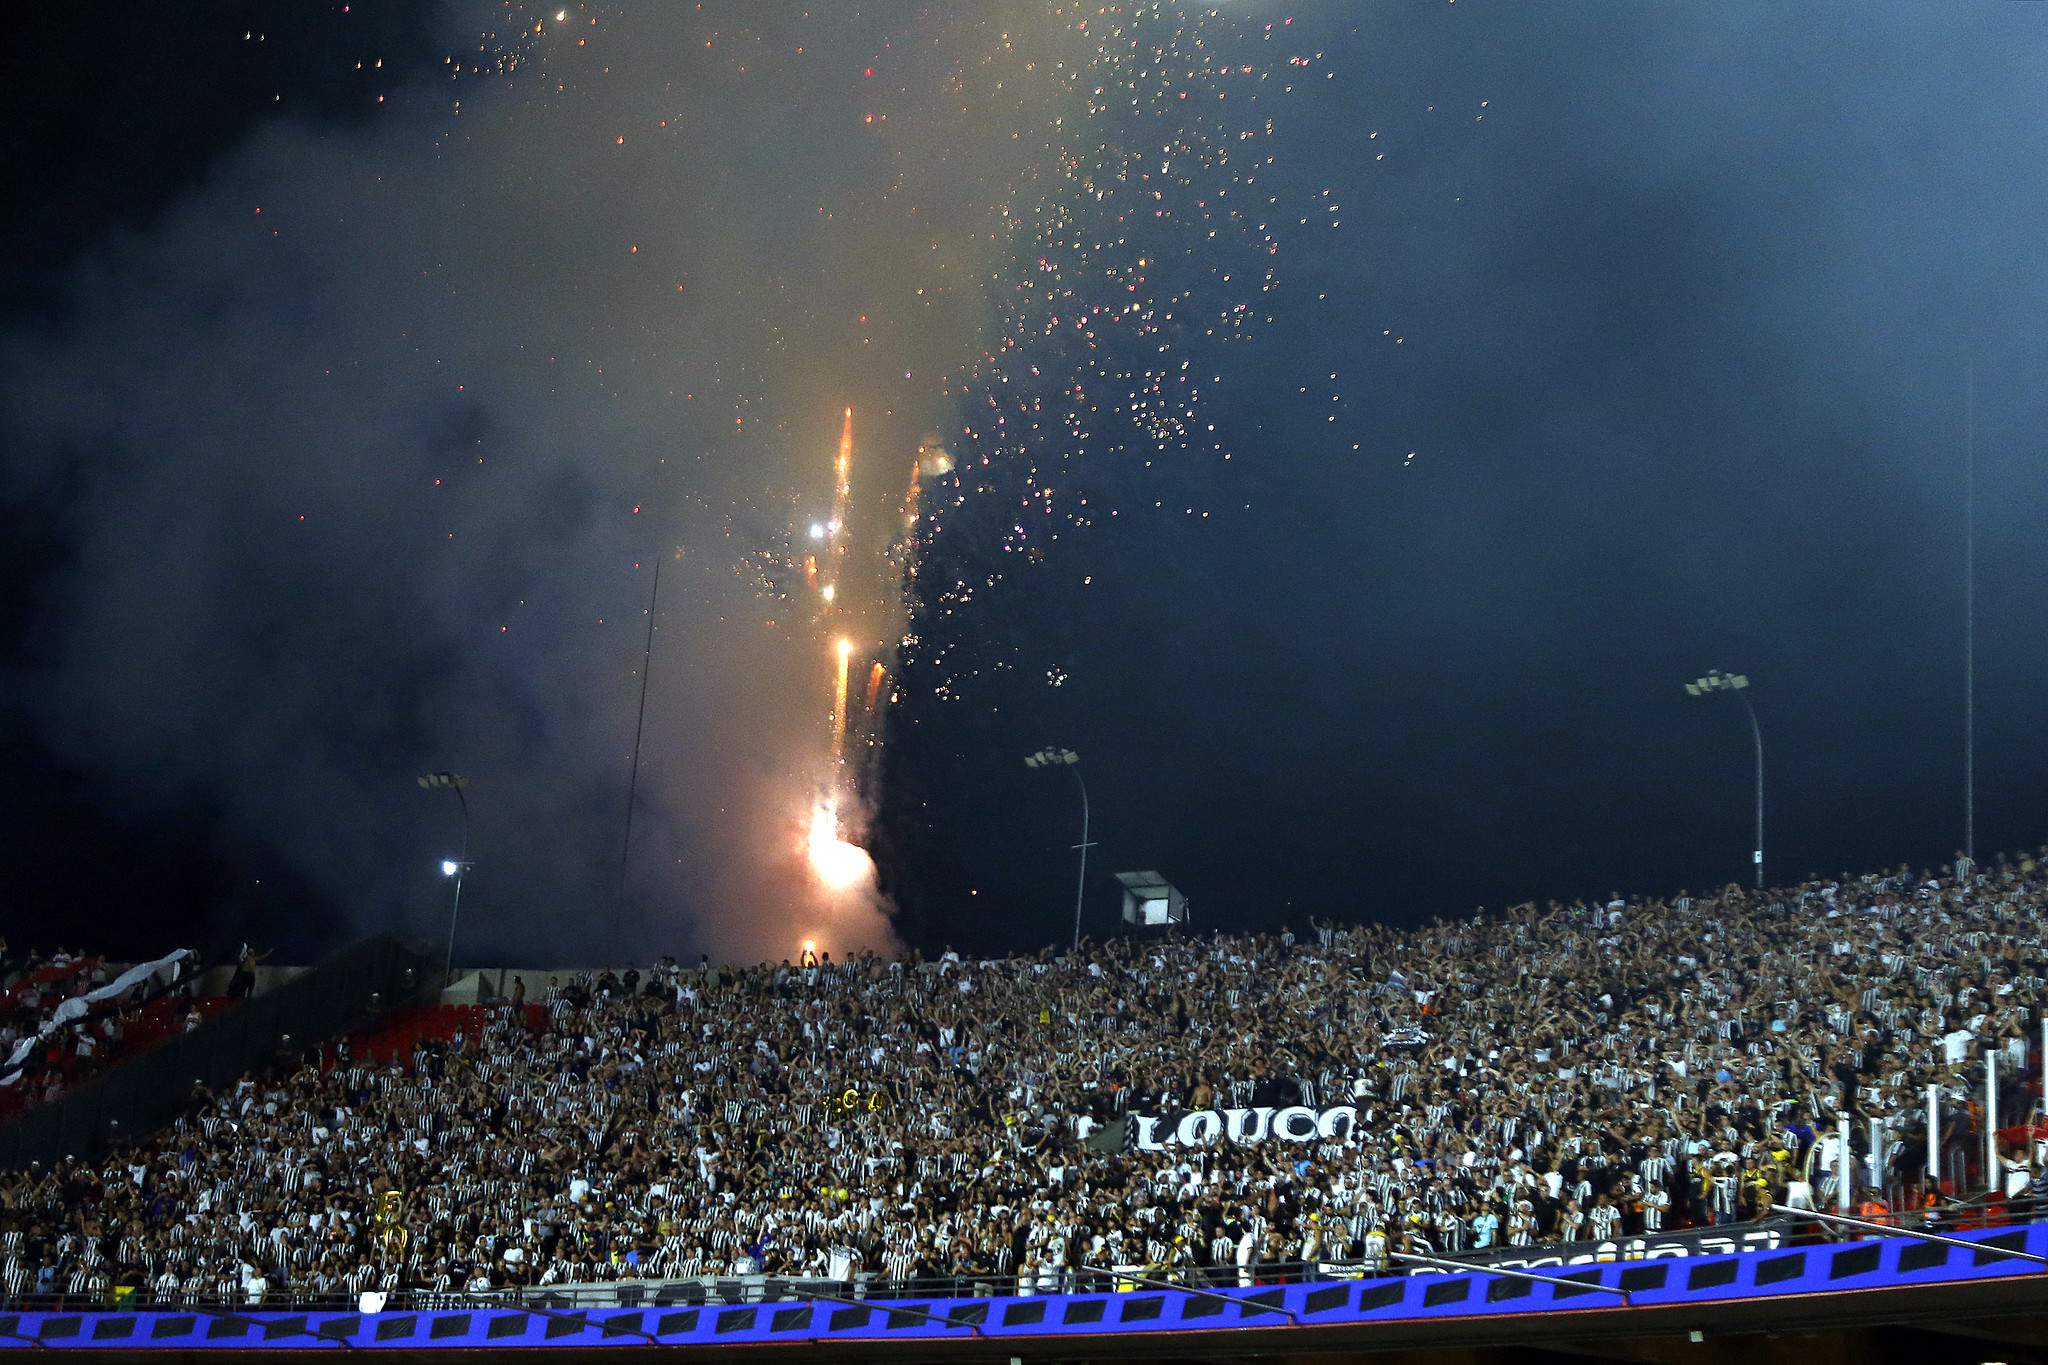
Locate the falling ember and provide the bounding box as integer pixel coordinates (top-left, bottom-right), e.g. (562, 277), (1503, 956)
(806, 801), (872, 891)
(915, 435), (953, 479)
(864, 661), (885, 714)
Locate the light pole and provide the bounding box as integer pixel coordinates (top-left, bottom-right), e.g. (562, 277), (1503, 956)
(1024, 747), (1093, 953)
(418, 772), (470, 985)
(1684, 671), (1762, 889)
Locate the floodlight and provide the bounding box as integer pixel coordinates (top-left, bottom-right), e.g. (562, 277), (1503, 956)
(1023, 745), (1093, 951)
(1683, 669), (1763, 888)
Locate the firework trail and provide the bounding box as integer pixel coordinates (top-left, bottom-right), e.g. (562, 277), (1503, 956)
(804, 409), (893, 902)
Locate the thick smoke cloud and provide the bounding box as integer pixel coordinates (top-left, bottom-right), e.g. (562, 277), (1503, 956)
(0, 1), (1052, 965)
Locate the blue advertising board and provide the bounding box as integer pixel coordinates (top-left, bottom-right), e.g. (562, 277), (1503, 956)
(0, 1223), (2038, 1349)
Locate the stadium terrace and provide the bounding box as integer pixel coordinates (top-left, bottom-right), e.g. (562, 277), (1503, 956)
(0, 851), (2046, 1311)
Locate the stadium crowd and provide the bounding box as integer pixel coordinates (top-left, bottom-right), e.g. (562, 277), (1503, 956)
(1, 850), (2046, 1305)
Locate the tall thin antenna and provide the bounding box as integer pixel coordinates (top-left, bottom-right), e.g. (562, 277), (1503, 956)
(1964, 360), (1975, 869)
(616, 553), (663, 941)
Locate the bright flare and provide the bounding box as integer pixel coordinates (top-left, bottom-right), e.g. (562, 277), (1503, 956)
(807, 803), (872, 891)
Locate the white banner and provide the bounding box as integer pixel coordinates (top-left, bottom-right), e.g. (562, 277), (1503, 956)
(1128, 1104), (1359, 1150)
(0, 949), (197, 1084)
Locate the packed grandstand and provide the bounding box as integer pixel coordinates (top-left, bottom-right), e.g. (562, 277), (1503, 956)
(0, 850), (2046, 1308)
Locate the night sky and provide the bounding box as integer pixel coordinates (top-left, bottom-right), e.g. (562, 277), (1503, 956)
(4, 1), (2046, 967)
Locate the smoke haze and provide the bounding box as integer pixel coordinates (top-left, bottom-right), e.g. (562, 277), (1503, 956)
(1, 1), (1068, 964)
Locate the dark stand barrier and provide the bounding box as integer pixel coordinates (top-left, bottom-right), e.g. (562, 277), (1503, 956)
(0, 934), (439, 1169)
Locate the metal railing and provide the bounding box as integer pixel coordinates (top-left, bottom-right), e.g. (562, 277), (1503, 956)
(0, 1267), (1337, 1316)
(8, 1197), (2042, 1317)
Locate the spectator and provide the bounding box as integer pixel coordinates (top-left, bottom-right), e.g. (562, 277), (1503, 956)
(227, 946), (273, 1001)
(0, 854), (2044, 1303)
